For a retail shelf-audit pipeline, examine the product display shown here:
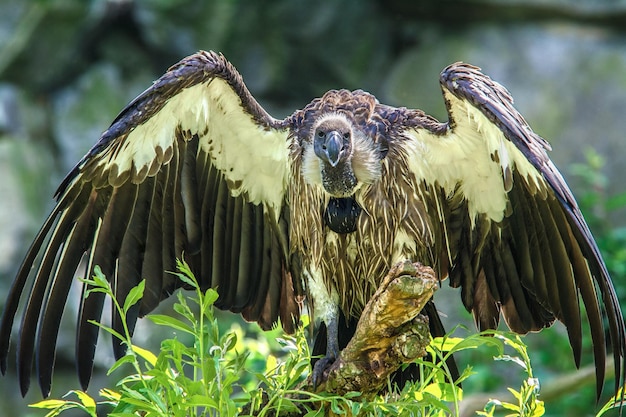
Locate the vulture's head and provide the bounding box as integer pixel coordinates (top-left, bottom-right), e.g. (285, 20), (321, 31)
(303, 113), (382, 197)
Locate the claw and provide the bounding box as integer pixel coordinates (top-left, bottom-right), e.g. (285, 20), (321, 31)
(312, 355), (336, 389)
(312, 311), (340, 389)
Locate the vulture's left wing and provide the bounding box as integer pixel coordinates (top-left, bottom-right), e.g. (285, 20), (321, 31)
(400, 62), (625, 400)
(0, 51), (299, 397)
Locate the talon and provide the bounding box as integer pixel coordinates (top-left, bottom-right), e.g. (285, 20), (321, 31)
(312, 355), (336, 389)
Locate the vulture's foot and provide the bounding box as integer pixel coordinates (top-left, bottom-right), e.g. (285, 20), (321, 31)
(313, 314), (340, 389)
(312, 354), (335, 389)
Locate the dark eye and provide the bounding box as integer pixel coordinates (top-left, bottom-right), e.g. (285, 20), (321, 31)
(343, 132), (350, 139)
(317, 130), (325, 138)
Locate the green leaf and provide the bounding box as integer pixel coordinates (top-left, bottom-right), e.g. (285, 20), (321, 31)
(350, 401), (362, 416)
(99, 388), (121, 402)
(499, 401), (520, 412)
(118, 397), (157, 410)
(83, 287), (111, 298)
(92, 265), (110, 288)
(71, 390), (96, 410)
(173, 300), (193, 319)
(423, 382), (462, 402)
(185, 394), (219, 408)
(88, 320), (126, 342)
(419, 392), (450, 413)
(29, 399), (68, 409)
(431, 332), (504, 356)
(507, 387), (522, 401)
(108, 354), (136, 375)
(203, 288), (220, 308)
(329, 398), (345, 414)
(132, 345), (158, 366)
(532, 401), (545, 417)
(148, 314), (195, 334)
(173, 263), (198, 288)
(123, 280), (145, 313)
(430, 336), (465, 351)
(222, 331), (237, 352)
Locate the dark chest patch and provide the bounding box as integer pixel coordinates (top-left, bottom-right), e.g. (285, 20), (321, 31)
(324, 197), (362, 234)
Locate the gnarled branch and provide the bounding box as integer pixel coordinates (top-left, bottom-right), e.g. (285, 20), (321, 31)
(314, 260), (437, 396)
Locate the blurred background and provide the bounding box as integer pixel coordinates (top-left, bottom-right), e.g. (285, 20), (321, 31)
(1, 0), (626, 415)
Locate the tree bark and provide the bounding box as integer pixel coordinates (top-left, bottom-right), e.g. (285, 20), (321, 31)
(311, 260), (436, 397)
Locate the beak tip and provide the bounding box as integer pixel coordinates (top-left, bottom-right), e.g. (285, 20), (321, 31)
(325, 131), (343, 166)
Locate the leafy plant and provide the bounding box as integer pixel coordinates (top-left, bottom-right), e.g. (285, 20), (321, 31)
(476, 334), (544, 417)
(30, 260), (556, 417)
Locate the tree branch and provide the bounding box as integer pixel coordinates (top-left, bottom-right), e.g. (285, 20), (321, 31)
(314, 261), (437, 397)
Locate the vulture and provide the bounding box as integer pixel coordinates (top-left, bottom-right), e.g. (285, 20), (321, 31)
(0, 51), (624, 404)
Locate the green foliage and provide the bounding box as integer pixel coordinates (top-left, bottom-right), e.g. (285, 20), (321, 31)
(475, 335), (544, 417)
(31, 261), (249, 417)
(31, 260), (609, 417)
(570, 148), (626, 288)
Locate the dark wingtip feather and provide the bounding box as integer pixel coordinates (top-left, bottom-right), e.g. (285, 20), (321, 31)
(0, 207), (63, 376)
(76, 284), (104, 392)
(19, 368), (31, 397)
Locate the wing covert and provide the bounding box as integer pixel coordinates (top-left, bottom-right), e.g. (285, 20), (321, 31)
(0, 51), (300, 396)
(400, 62), (625, 401)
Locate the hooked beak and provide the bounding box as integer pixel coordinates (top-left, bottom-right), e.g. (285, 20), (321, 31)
(315, 130), (343, 167)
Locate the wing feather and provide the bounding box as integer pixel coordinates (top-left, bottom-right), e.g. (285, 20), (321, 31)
(263, 219), (284, 329)
(400, 62), (625, 400)
(212, 174), (229, 300)
(108, 182), (140, 359)
(0, 51), (301, 396)
(506, 181), (536, 294)
(223, 180), (239, 306)
(199, 162), (218, 290)
(113, 176), (155, 348)
(36, 198), (93, 396)
(523, 197), (552, 311)
(241, 201), (271, 321)
(140, 169), (166, 314)
(77, 182), (135, 389)
(181, 135), (202, 254)
(160, 137), (181, 292)
(232, 198), (250, 309)
(16, 186), (94, 395)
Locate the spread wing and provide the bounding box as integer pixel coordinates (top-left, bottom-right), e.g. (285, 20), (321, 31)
(399, 62), (625, 400)
(0, 51), (300, 397)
